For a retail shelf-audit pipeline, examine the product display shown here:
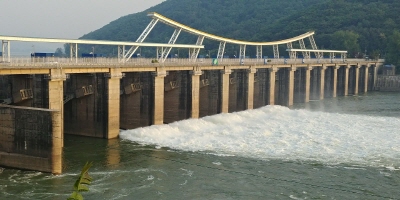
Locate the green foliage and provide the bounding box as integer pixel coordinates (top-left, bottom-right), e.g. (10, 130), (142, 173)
(67, 162), (93, 200)
(70, 0), (400, 64)
(73, 0), (327, 56)
(55, 48), (65, 57)
(370, 50), (381, 60)
(386, 30), (400, 72)
(331, 31), (360, 57)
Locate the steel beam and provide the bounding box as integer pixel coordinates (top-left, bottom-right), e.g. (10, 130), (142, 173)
(341, 53), (346, 61)
(217, 41), (226, 61)
(309, 35), (322, 59)
(256, 45), (262, 60)
(189, 35), (205, 62)
(287, 42), (296, 59)
(160, 28), (182, 62)
(330, 52), (334, 59)
(117, 45), (125, 62)
(299, 39), (310, 59)
(273, 45), (279, 59)
(2, 40), (10, 62)
(124, 19), (159, 62)
(69, 43), (78, 63)
(239, 44), (246, 60)
(157, 47), (164, 60)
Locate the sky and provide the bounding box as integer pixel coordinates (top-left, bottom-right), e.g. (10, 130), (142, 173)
(0, 0), (165, 55)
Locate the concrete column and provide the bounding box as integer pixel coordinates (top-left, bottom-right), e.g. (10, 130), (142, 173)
(48, 68), (66, 175)
(344, 64), (350, 96)
(332, 65), (339, 98)
(354, 64), (360, 95)
(153, 68), (167, 125)
(51, 111), (62, 174)
(364, 64), (370, 93)
(268, 67), (278, 105)
(288, 66), (296, 106)
(107, 68), (123, 139)
(221, 66), (231, 113)
(191, 67), (202, 118)
(305, 65), (312, 103)
(373, 64), (379, 89)
(247, 66), (257, 109)
(320, 65), (327, 100)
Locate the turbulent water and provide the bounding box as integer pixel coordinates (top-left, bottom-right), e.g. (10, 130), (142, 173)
(121, 105), (400, 168)
(1, 92), (400, 199)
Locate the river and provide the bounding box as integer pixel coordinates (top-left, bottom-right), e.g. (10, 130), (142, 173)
(1, 91), (399, 199)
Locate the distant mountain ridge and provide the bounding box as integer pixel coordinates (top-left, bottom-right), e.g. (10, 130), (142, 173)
(76, 0), (400, 67)
(81, 0), (327, 42)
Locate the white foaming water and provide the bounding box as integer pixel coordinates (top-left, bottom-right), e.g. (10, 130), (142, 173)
(120, 106), (400, 167)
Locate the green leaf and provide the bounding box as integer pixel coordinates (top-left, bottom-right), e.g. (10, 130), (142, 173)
(68, 162), (93, 200)
(78, 185), (89, 192)
(68, 191), (83, 200)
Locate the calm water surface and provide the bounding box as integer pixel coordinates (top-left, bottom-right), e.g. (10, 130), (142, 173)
(0, 91), (399, 199)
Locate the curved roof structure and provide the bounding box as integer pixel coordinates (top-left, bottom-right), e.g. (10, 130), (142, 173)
(148, 12), (315, 46)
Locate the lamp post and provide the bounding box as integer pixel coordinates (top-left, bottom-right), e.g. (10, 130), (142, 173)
(32, 45), (35, 62)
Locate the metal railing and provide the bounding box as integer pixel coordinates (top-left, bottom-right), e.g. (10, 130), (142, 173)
(0, 57), (385, 68)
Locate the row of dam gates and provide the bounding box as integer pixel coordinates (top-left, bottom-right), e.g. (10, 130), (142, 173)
(0, 60), (383, 173)
(0, 12), (385, 173)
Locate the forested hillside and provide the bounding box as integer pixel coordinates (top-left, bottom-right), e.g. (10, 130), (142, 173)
(268, 0), (400, 57)
(71, 0), (400, 68)
(75, 0), (327, 57)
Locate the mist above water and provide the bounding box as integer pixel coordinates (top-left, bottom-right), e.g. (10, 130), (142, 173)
(120, 105), (400, 168)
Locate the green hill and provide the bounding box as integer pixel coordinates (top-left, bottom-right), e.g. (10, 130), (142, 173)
(81, 0), (327, 41)
(72, 0), (400, 67)
(267, 0), (400, 55)
(76, 0), (328, 57)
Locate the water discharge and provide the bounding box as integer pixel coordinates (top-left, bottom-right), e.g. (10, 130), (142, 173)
(121, 105), (400, 168)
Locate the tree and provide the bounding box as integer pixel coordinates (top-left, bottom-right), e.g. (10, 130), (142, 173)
(55, 48), (64, 57)
(385, 30), (400, 73)
(369, 49), (380, 60)
(331, 30), (360, 58)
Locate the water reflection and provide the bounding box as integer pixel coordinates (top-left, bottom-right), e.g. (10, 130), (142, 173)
(106, 139), (121, 169)
(293, 92), (400, 118)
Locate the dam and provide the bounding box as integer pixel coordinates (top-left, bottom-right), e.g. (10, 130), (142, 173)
(0, 12), (384, 174)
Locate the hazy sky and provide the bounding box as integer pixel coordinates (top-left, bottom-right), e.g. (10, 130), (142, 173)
(0, 0), (165, 54)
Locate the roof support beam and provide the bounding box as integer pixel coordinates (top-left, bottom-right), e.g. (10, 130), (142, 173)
(190, 35), (205, 62)
(118, 45), (125, 62)
(256, 45), (262, 60)
(217, 41), (226, 61)
(273, 45), (279, 59)
(123, 18), (159, 63)
(299, 39), (310, 59)
(287, 42), (296, 59)
(70, 43), (78, 63)
(2, 40), (10, 62)
(309, 35), (322, 59)
(239, 44), (246, 61)
(160, 28), (182, 62)
(341, 53), (346, 61)
(157, 47), (163, 60)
